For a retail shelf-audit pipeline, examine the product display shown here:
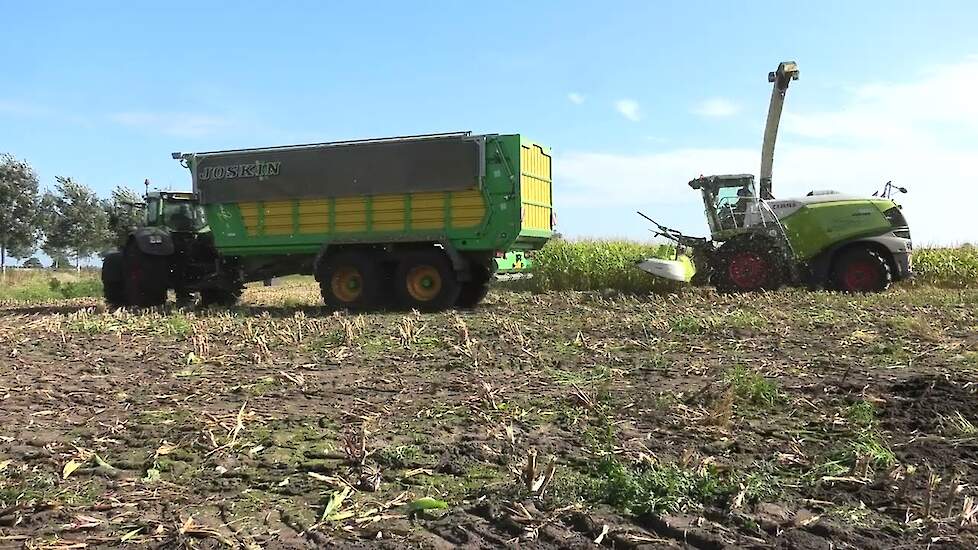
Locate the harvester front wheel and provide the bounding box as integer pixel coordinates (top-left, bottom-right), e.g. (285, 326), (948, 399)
(395, 250), (461, 312)
(832, 247), (892, 293)
(713, 237), (784, 293)
(123, 245), (169, 307)
(320, 251), (384, 311)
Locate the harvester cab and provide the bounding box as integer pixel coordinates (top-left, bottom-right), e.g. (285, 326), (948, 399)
(689, 174), (773, 238)
(636, 60), (913, 293)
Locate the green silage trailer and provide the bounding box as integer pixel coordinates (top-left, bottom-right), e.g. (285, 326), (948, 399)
(101, 132), (554, 311)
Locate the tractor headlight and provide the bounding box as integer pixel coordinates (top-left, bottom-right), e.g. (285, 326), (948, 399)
(149, 235), (163, 244)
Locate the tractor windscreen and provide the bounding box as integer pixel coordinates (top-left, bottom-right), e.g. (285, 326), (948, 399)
(164, 201), (208, 232)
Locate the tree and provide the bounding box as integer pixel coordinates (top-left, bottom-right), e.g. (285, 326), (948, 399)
(103, 185), (143, 248)
(41, 177), (110, 270)
(0, 154), (42, 275)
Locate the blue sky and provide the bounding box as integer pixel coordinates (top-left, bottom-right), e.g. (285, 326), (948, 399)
(2, 1), (977, 246)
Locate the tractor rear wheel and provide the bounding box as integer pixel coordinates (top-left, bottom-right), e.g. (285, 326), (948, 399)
(456, 262), (491, 309)
(394, 250), (461, 312)
(319, 251), (384, 311)
(832, 247), (892, 293)
(101, 252), (127, 308)
(123, 245), (169, 307)
(713, 236), (785, 293)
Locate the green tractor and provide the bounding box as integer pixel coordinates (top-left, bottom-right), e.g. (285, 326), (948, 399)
(638, 61), (912, 292)
(101, 191), (239, 308)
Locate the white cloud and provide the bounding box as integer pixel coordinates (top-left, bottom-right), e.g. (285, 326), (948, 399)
(557, 57), (978, 245)
(0, 99), (53, 117)
(784, 57), (978, 145)
(614, 99), (641, 121)
(692, 98), (740, 118)
(110, 111), (232, 138)
(556, 148), (754, 207)
(567, 92), (585, 105)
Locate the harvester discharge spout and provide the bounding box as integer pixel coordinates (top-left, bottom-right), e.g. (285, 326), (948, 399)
(759, 61), (799, 200)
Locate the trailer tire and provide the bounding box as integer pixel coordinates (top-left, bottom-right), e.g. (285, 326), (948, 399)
(101, 252), (127, 308)
(456, 263), (491, 309)
(124, 244), (168, 307)
(319, 251), (384, 311)
(394, 250), (461, 312)
(832, 247), (892, 293)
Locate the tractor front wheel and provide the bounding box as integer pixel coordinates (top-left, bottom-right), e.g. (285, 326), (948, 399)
(200, 285), (243, 307)
(832, 247), (892, 293)
(123, 245), (169, 307)
(101, 252), (127, 308)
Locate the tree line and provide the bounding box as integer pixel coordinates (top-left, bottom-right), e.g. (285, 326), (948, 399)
(0, 153), (143, 270)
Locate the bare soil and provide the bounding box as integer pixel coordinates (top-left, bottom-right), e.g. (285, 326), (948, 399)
(0, 283), (976, 548)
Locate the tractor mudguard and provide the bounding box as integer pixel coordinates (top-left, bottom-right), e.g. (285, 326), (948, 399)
(132, 227), (175, 256)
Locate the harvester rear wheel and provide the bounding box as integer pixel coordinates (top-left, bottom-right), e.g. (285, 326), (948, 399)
(713, 236), (784, 293)
(319, 251), (384, 311)
(832, 247), (892, 293)
(123, 244), (169, 307)
(456, 262), (491, 309)
(395, 250), (461, 312)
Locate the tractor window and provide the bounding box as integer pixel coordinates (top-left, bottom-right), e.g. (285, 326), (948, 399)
(145, 198), (161, 226)
(164, 201), (207, 231)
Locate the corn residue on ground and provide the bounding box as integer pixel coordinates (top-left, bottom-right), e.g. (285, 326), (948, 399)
(0, 281), (977, 548)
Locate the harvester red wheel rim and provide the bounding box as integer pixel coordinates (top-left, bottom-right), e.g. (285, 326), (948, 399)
(844, 260), (880, 291)
(728, 252), (768, 289)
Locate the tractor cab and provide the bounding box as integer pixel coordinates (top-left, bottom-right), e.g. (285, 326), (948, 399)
(689, 174), (776, 240)
(144, 192), (208, 233)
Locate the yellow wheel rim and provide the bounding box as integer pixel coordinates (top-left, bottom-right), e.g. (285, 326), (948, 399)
(406, 265), (442, 302)
(330, 267), (363, 303)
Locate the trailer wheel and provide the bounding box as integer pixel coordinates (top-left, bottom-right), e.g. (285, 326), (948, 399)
(713, 236), (784, 293)
(101, 252), (127, 308)
(832, 247), (892, 293)
(456, 263), (491, 309)
(320, 251), (383, 310)
(395, 250), (461, 312)
(123, 244), (168, 307)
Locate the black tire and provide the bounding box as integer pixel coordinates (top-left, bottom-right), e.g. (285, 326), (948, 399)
(394, 250), (461, 312)
(319, 251), (384, 311)
(123, 244), (169, 307)
(200, 286), (243, 307)
(832, 247), (892, 293)
(456, 262), (491, 309)
(101, 252), (127, 308)
(712, 235), (785, 293)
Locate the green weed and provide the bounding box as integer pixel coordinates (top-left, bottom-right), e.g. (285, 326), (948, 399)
(727, 366), (781, 408)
